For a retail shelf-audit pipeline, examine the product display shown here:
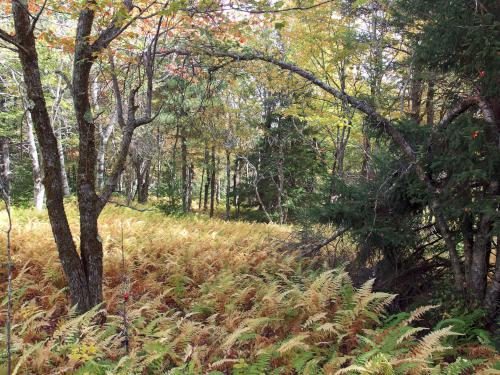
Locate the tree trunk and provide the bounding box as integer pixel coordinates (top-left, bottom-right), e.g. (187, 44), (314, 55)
(166, 124), (179, 207)
(18, 72), (46, 209)
(96, 113), (114, 191)
(233, 156), (240, 218)
(12, 3), (92, 312)
(225, 150), (231, 220)
(138, 159), (151, 204)
(277, 133), (285, 224)
(409, 66), (423, 122)
(216, 155), (221, 205)
(156, 123), (162, 197)
(50, 72), (71, 196)
(426, 80), (435, 126)
(198, 166), (204, 211)
(210, 145), (216, 218)
(96, 124), (106, 192)
(336, 126), (349, 178)
(73, 10), (104, 308)
(181, 133), (189, 212)
(26, 113), (45, 211)
(361, 129), (372, 179)
(203, 144), (209, 211)
(462, 213), (474, 294)
(56, 123), (71, 196)
(134, 157), (143, 201)
(330, 124), (350, 200)
(484, 240), (500, 321)
(0, 137), (10, 190)
(187, 162), (194, 211)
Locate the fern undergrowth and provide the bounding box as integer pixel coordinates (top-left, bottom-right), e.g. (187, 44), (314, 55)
(0, 203), (498, 374)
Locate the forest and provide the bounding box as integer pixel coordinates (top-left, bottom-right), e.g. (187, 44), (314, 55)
(0, 0), (499, 373)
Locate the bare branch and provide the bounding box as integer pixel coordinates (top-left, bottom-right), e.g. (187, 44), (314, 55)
(300, 226), (347, 257)
(229, 0), (335, 13)
(109, 199), (155, 212)
(55, 70), (73, 96)
(91, 1), (158, 52)
(29, 0), (48, 33)
(109, 54), (126, 128)
(97, 126), (135, 214)
(0, 28), (26, 53)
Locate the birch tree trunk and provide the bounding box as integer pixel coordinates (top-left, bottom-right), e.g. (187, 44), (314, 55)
(14, 70), (46, 209)
(26, 113), (45, 210)
(51, 74), (71, 196)
(55, 123), (71, 197)
(96, 113), (115, 192)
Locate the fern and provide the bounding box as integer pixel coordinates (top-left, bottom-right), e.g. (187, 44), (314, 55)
(2, 204), (497, 375)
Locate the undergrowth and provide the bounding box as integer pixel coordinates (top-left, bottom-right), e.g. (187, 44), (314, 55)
(0, 203), (499, 374)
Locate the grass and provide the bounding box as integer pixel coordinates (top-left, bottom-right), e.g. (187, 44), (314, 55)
(0, 202), (499, 374)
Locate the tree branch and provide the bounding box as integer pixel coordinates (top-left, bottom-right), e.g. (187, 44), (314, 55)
(438, 96), (479, 128)
(0, 28), (26, 53)
(29, 0), (48, 34)
(91, 1), (158, 53)
(55, 70), (74, 96)
(300, 226), (347, 257)
(109, 54), (126, 128)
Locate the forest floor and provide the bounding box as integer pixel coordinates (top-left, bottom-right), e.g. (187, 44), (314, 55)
(0, 202), (499, 374)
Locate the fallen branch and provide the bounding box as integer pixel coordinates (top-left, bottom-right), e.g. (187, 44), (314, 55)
(300, 226), (347, 257)
(108, 199), (156, 212)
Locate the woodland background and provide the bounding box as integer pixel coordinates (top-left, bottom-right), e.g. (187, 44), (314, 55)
(0, 0), (499, 373)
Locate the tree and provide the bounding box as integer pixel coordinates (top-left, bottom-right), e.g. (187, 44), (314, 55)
(1, 0), (161, 312)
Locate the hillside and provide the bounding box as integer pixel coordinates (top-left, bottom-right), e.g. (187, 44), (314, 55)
(1, 204), (498, 374)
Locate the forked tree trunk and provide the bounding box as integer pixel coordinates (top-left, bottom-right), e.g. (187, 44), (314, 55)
(13, 2), (92, 312)
(18, 0), (159, 311)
